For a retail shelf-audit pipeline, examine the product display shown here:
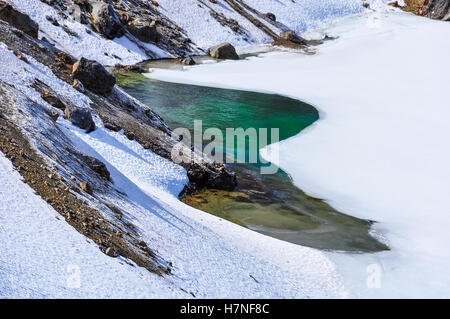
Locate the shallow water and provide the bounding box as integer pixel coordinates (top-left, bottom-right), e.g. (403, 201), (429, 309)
(117, 72), (388, 252)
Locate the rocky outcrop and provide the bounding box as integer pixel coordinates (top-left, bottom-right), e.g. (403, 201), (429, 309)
(89, 1), (124, 39)
(64, 106), (96, 132)
(72, 57), (116, 95)
(0, 1), (39, 38)
(402, 0), (450, 20)
(126, 22), (160, 43)
(208, 42), (239, 60)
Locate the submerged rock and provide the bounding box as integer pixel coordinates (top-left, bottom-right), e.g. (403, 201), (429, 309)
(186, 163), (237, 192)
(208, 42), (239, 60)
(0, 1), (39, 38)
(72, 57), (116, 94)
(64, 106), (96, 133)
(180, 57), (196, 65)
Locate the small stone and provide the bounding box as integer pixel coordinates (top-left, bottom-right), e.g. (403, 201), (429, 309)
(79, 181), (92, 194)
(72, 79), (85, 93)
(105, 247), (118, 257)
(180, 57), (196, 65)
(50, 110), (59, 122)
(64, 106), (96, 132)
(42, 93), (66, 110)
(264, 12), (276, 21)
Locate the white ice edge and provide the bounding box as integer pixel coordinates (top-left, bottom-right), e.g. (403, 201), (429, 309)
(144, 11), (450, 298)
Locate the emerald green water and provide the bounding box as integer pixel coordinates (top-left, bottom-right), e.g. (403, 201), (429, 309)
(117, 72), (388, 252)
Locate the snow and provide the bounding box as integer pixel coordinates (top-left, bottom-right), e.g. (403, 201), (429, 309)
(0, 22), (346, 298)
(5, 0), (170, 65)
(54, 115), (347, 299)
(155, 0), (362, 50)
(244, 0), (363, 34)
(0, 153), (186, 298)
(144, 11), (450, 297)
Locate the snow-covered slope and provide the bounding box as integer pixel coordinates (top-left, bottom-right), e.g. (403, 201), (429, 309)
(145, 11), (450, 297)
(156, 0), (363, 49)
(0, 29), (346, 298)
(6, 0), (169, 65)
(0, 153), (185, 298)
(5, 0), (365, 65)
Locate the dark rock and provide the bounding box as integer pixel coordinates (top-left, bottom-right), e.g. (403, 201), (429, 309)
(208, 42), (239, 60)
(0, 1), (39, 38)
(13, 50), (28, 63)
(280, 30), (306, 45)
(115, 63), (148, 73)
(127, 23), (160, 43)
(103, 119), (121, 132)
(46, 16), (60, 26)
(42, 93), (66, 110)
(180, 57), (196, 65)
(64, 106), (96, 132)
(81, 154), (111, 180)
(105, 247), (119, 257)
(265, 12), (276, 21)
(426, 0), (450, 20)
(90, 1), (124, 39)
(79, 181), (92, 194)
(186, 163), (237, 191)
(50, 110), (59, 122)
(72, 57), (116, 94)
(62, 24), (79, 37)
(72, 79), (85, 93)
(124, 130), (135, 140)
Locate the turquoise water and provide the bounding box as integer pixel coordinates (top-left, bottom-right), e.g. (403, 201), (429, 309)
(117, 72), (388, 252)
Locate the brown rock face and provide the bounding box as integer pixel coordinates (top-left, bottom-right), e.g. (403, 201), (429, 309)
(0, 1), (39, 38)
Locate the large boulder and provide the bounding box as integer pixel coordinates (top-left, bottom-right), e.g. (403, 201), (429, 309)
(64, 106), (96, 133)
(127, 23), (160, 43)
(72, 57), (116, 94)
(426, 0), (450, 20)
(0, 1), (39, 38)
(89, 1), (124, 39)
(208, 42), (239, 60)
